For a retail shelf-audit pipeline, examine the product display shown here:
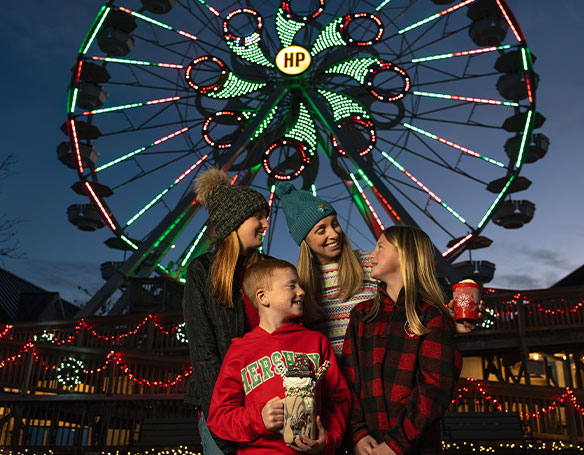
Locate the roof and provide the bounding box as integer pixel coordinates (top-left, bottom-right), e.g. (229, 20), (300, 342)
(552, 264), (584, 288)
(0, 267), (78, 322)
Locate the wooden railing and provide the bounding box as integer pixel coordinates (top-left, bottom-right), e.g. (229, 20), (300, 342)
(0, 394), (197, 449)
(5, 313), (187, 355)
(454, 378), (584, 442)
(480, 287), (584, 332)
(0, 341), (190, 396)
(0, 380), (581, 449)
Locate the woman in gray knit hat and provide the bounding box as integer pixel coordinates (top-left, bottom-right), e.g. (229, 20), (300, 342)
(182, 168), (269, 455)
(275, 182), (483, 358)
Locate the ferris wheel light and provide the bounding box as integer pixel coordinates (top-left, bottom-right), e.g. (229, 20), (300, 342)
(398, 0), (475, 35)
(84, 182), (117, 231)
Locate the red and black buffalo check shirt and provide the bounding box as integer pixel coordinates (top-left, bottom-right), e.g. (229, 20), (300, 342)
(341, 287), (462, 455)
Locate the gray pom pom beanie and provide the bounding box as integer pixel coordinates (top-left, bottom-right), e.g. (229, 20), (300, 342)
(195, 169), (268, 241)
(275, 182), (336, 245)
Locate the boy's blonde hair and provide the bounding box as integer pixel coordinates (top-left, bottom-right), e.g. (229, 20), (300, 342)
(365, 225), (448, 335)
(242, 258), (297, 309)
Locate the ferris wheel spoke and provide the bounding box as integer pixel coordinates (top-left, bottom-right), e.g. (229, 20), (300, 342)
(81, 95), (186, 117)
(379, 151), (470, 228)
(397, 0), (476, 36)
(111, 150), (199, 192)
(374, 135), (490, 186)
(412, 90), (519, 108)
(402, 123), (506, 168)
(125, 154), (209, 227)
(94, 125), (194, 173)
(378, 174), (462, 240)
(411, 44), (513, 64)
(90, 56), (184, 69)
(116, 6), (198, 41)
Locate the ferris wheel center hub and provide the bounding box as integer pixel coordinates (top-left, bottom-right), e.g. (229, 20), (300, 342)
(276, 46), (311, 75)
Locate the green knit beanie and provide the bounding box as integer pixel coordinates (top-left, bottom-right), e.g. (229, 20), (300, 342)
(275, 182), (337, 245)
(195, 168), (268, 241)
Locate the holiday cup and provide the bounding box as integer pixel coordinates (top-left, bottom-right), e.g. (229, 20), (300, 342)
(281, 354), (330, 445)
(452, 279), (481, 323)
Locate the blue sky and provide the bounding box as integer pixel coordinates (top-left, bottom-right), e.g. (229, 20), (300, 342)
(0, 0), (582, 304)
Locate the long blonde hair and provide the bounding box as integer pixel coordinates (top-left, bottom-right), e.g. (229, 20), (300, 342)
(365, 225), (448, 335)
(210, 231), (261, 308)
(297, 233), (364, 325)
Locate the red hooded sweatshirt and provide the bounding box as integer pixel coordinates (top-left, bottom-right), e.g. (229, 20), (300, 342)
(207, 322), (350, 454)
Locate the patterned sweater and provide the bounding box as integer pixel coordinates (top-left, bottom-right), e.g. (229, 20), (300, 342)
(314, 250), (377, 357)
(342, 287), (462, 455)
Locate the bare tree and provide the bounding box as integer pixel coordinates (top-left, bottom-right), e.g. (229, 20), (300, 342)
(0, 154), (21, 258)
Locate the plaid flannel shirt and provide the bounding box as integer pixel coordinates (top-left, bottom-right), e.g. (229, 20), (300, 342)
(341, 287), (462, 455)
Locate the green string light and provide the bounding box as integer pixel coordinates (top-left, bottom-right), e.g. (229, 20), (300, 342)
(381, 151), (467, 225)
(286, 102), (318, 152)
(208, 72), (267, 99)
(276, 8), (306, 47)
(515, 110), (533, 169)
(376, 0), (392, 11)
(324, 57), (381, 84)
(242, 104), (280, 140)
(180, 225), (209, 268)
(318, 89), (369, 122)
(226, 40), (274, 68)
(56, 356), (85, 389)
(478, 175), (516, 229)
(79, 6), (111, 55)
(310, 17), (345, 56)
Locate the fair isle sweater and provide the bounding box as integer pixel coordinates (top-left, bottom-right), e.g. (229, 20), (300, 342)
(315, 250), (378, 357)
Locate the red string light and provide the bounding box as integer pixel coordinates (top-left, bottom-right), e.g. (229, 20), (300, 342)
(454, 379), (584, 418)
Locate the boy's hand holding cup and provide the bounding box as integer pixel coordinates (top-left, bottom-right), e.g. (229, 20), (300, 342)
(452, 279), (481, 324)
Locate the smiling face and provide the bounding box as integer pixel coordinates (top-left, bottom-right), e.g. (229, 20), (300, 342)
(262, 267), (305, 322)
(236, 209), (269, 254)
(304, 215), (344, 265)
(370, 234), (401, 283)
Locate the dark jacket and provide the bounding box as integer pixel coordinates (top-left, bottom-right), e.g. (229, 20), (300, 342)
(342, 287), (462, 455)
(183, 251), (254, 454)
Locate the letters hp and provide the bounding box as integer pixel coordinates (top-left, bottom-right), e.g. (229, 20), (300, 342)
(283, 51), (306, 68)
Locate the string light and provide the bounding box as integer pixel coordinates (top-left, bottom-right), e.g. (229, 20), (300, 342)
(310, 17), (345, 56)
(318, 89), (369, 122)
(282, 0), (324, 23)
(398, 0), (476, 35)
(381, 151), (467, 225)
(117, 6), (197, 41)
(332, 117), (376, 157)
(284, 102), (317, 152)
(95, 126), (191, 173)
(82, 96), (181, 116)
(185, 56), (228, 94)
(413, 90), (518, 107)
(226, 40), (274, 68)
(324, 57), (381, 85)
(207, 71), (267, 99)
(263, 138), (312, 180)
(365, 61), (411, 102)
(91, 56), (184, 69)
(276, 8), (306, 47)
(223, 8), (262, 46)
(411, 44), (511, 63)
(202, 111), (245, 149)
(56, 356), (85, 389)
(403, 123), (505, 167)
(340, 13), (384, 46)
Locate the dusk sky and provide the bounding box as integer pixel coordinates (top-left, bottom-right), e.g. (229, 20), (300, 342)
(1, 0), (582, 305)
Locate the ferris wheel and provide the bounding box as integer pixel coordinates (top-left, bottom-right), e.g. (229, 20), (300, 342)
(59, 0), (547, 316)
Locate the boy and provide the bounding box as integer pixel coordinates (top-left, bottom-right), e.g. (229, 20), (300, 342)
(207, 259), (350, 454)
